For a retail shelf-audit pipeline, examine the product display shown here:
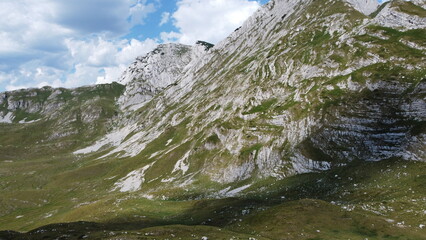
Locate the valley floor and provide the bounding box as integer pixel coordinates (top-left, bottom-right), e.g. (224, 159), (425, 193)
(1, 158), (426, 240)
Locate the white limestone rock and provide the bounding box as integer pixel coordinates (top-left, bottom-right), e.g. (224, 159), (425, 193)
(118, 42), (210, 110)
(373, 1), (426, 30)
(113, 163), (154, 192)
(345, 0), (379, 15)
(0, 112), (14, 124)
(411, 0), (426, 8)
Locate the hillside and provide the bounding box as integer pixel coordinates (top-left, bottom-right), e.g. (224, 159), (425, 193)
(0, 0), (425, 239)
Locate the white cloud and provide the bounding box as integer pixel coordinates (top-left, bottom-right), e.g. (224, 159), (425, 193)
(129, 0), (156, 26)
(0, 0), (159, 91)
(97, 38), (158, 84)
(117, 38), (158, 63)
(162, 0), (261, 45)
(160, 31), (181, 43)
(0, 0), (143, 59)
(65, 38), (118, 67)
(159, 12), (171, 26)
(4, 64), (65, 91)
(63, 64), (101, 88)
(0, 0), (70, 61)
(51, 37), (158, 88)
(3, 37), (158, 91)
(96, 65), (128, 85)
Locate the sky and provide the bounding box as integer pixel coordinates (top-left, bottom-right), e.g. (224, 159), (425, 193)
(0, 0), (388, 92)
(0, 0), (269, 91)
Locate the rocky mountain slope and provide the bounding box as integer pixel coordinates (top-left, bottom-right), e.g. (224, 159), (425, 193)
(71, 0), (425, 189)
(0, 0), (425, 239)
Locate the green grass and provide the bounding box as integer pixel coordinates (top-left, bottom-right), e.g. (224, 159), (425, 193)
(2, 159), (426, 239)
(370, 1), (391, 18)
(240, 143), (263, 159)
(355, 26), (425, 61)
(394, 0), (426, 17)
(242, 98), (277, 115)
(274, 99), (300, 112)
(310, 30), (331, 46)
(218, 117), (245, 130)
(231, 199), (410, 240)
(205, 134), (221, 144)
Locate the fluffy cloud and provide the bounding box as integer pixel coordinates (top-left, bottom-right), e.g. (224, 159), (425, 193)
(0, 1), (71, 70)
(0, 0), (158, 91)
(129, 0), (157, 27)
(4, 37), (158, 91)
(162, 0), (261, 45)
(96, 38), (159, 84)
(0, 0), (154, 59)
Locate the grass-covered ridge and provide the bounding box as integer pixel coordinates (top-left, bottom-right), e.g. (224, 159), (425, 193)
(0, 83), (125, 161)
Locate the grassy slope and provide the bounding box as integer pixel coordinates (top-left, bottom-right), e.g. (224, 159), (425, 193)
(0, 83), (124, 160)
(0, 83), (127, 233)
(1, 159), (426, 239)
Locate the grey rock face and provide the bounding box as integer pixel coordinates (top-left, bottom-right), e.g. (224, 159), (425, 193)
(118, 43), (211, 110)
(307, 80), (426, 163)
(373, 1), (426, 30)
(345, 0), (379, 15)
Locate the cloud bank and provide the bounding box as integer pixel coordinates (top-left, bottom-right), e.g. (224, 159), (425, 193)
(162, 0), (261, 44)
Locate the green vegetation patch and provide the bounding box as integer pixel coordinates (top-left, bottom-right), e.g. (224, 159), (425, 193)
(11, 109), (42, 123)
(356, 26), (425, 60)
(205, 134), (221, 145)
(242, 98), (277, 115)
(240, 143), (263, 160)
(394, 0), (426, 17)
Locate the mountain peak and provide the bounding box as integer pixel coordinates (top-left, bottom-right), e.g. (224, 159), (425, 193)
(117, 41), (211, 110)
(118, 43), (192, 85)
(345, 0), (379, 15)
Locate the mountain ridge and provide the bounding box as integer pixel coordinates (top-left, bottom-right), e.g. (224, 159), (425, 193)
(0, 0), (425, 186)
(0, 0), (425, 238)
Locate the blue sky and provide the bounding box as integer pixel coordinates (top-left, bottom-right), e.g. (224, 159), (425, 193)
(0, 0), (386, 91)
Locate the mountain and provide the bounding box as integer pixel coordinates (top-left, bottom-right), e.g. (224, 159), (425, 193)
(0, 0), (425, 239)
